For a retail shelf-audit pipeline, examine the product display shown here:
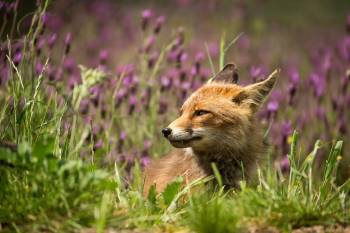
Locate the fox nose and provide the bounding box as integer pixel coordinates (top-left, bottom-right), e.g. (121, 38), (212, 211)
(162, 127), (172, 137)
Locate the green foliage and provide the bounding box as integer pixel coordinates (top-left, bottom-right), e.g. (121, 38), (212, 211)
(185, 193), (241, 233)
(162, 177), (183, 207)
(0, 138), (116, 231)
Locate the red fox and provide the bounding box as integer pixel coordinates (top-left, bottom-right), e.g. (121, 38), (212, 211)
(144, 64), (280, 195)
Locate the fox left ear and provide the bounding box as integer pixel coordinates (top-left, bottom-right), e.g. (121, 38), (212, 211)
(210, 63), (239, 84)
(235, 69), (280, 111)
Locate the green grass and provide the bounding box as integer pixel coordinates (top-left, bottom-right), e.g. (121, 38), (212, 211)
(0, 2), (349, 233)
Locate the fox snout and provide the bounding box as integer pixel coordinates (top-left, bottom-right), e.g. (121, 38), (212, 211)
(161, 127), (172, 137)
(161, 126), (201, 148)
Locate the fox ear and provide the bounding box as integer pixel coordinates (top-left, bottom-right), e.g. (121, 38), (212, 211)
(211, 63), (238, 84)
(235, 69), (280, 111)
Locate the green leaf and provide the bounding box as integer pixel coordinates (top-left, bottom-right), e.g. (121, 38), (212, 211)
(33, 137), (55, 159)
(211, 162), (223, 188)
(147, 184), (157, 206)
(18, 141), (32, 155)
(162, 176), (183, 206)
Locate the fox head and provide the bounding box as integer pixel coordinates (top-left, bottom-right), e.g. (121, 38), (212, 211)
(162, 64), (280, 153)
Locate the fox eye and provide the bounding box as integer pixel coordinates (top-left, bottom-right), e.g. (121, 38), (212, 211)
(194, 110), (210, 117)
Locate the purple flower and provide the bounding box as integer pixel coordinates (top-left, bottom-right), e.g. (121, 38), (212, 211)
(148, 51), (158, 68)
(251, 66), (261, 77)
(0, 65), (9, 85)
(35, 62), (44, 75)
(67, 75), (80, 89)
(160, 76), (172, 90)
(119, 131), (127, 141)
(158, 98), (168, 114)
(181, 81), (191, 90)
(250, 65), (264, 82)
(281, 121), (292, 137)
(128, 95), (138, 115)
(47, 33), (57, 49)
(141, 156), (151, 167)
(174, 27), (185, 48)
(118, 131), (127, 153)
(99, 49), (108, 64)
(94, 139), (103, 150)
(64, 32), (72, 54)
(80, 99), (89, 115)
(63, 57), (76, 73)
(143, 140), (152, 151)
(64, 32), (72, 45)
(338, 36), (350, 61)
(115, 88), (127, 107)
(195, 52), (205, 63)
(41, 13), (48, 25)
(117, 64), (134, 75)
(141, 86), (152, 109)
(122, 75), (133, 87)
(279, 155), (290, 173)
(339, 115), (347, 134)
(167, 50), (178, 62)
(141, 9), (153, 30)
(208, 42), (219, 57)
(316, 106), (327, 122)
(154, 15), (165, 34)
(267, 100), (279, 115)
(36, 37), (46, 55)
(142, 9), (153, 19)
(288, 68), (300, 85)
(144, 35), (156, 53)
(13, 52), (22, 65)
(309, 72), (326, 98)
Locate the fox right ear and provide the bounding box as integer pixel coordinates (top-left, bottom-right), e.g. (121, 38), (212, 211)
(239, 69), (280, 111)
(210, 63), (239, 84)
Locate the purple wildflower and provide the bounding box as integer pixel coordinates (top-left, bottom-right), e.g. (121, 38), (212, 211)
(115, 88), (127, 107)
(160, 75), (172, 91)
(339, 115), (347, 135)
(279, 155), (290, 173)
(64, 32), (72, 54)
(158, 98), (168, 115)
(35, 61), (44, 75)
(148, 51), (158, 68)
(267, 100), (279, 117)
(63, 57), (76, 73)
(47, 33), (57, 49)
(128, 95), (138, 115)
(94, 139), (103, 151)
(309, 72), (326, 98)
(0, 65), (9, 85)
(144, 35), (156, 53)
(154, 15), (165, 34)
(195, 51), (205, 63)
(117, 131), (127, 153)
(67, 75), (80, 90)
(141, 9), (153, 30)
(13, 51), (22, 65)
(281, 121), (292, 137)
(141, 86), (152, 109)
(99, 49), (108, 64)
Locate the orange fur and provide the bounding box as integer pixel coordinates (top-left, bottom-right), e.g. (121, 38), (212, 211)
(143, 64), (280, 196)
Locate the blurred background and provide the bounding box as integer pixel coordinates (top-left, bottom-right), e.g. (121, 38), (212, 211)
(1, 0), (350, 180)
